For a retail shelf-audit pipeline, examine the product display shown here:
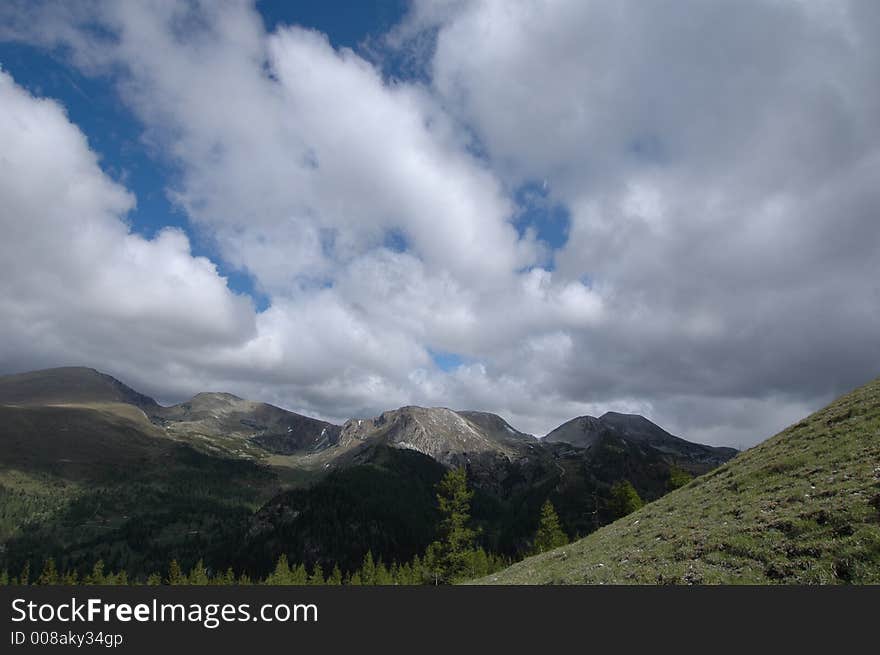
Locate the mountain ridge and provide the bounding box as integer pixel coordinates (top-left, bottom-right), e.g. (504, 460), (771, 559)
(0, 366), (160, 410)
(0, 366), (736, 468)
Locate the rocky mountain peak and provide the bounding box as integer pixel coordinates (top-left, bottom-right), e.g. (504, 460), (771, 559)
(338, 405), (526, 465)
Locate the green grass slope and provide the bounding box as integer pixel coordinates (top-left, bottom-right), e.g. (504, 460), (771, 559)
(0, 367), (158, 409)
(475, 377), (880, 584)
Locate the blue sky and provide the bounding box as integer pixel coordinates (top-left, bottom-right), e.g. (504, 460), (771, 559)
(0, 40), (275, 306)
(0, 2), (411, 313)
(258, 0), (408, 49)
(0, 0), (567, 341)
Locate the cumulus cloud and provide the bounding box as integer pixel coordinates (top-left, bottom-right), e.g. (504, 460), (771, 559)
(0, 68), (255, 379)
(1, 0), (878, 445)
(391, 0), (880, 435)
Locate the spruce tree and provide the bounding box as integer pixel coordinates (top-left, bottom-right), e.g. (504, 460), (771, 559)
(429, 468), (476, 583)
(533, 500), (569, 554)
(291, 563), (308, 585)
(423, 541), (444, 585)
(487, 552), (507, 574)
(667, 466), (693, 491)
(38, 558), (59, 585)
(469, 547), (490, 578)
(375, 560), (391, 585)
(361, 551), (376, 585)
(188, 560), (209, 585)
(609, 480), (644, 518)
(406, 561), (419, 585)
(267, 554), (292, 585)
(166, 560), (184, 586)
(410, 554), (423, 585)
(86, 560), (106, 585)
(327, 564), (343, 585)
(308, 563), (325, 585)
(18, 561), (30, 586)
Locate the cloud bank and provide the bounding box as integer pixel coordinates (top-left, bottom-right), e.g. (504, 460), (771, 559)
(1, 0), (878, 446)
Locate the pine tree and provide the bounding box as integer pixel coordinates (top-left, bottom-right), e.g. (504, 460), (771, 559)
(166, 560), (184, 586)
(0, 570), (9, 585)
(348, 571), (363, 585)
(267, 554), (292, 584)
(375, 560), (391, 585)
(361, 551), (376, 585)
(533, 500), (569, 554)
(86, 560), (105, 585)
(327, 564), (343, 585)
(487, 552), (507, 574)
(220, 568), (236, 585)
(403, 561), (418, 585)
(146, 573), (162, 586)
(187, 560), (209, 585)
(468, 547), (490, 578)
(308, 563), (325, 585)
(423, 541), (443, 585)
(38, 558), (60, 585)
(18, 561), (31, 586)
(667, 466), (693, 491)
(609, 480), (644, 518)
(429, 467), (476, 583)
(291, 563), (308, 585)
(410, 554), (424, 585)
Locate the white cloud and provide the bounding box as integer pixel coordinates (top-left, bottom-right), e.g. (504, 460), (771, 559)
(56, 1), (533, 296)
(389, 0), (880, 440)
(0, 69), (255, 366)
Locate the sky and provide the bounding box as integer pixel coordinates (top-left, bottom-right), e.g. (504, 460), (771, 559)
(0, 0), (878, 448)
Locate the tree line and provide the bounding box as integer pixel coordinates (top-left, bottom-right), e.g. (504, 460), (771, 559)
(1, 466), (612, 586)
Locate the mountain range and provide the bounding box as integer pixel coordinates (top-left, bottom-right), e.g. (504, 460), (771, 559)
(0, 366), (735, 466)
(0, 366), (736, 578)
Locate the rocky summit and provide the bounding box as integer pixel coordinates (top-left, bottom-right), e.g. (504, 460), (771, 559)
(337, 406), (535, 466)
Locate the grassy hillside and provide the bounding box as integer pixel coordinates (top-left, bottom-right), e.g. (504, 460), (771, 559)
(475, 376), (880, 584)
(0, 404), (166, 481)
(0, 367), (158, 408)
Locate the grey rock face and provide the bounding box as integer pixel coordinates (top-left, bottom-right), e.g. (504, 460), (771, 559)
(338, 406), (531, 466)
